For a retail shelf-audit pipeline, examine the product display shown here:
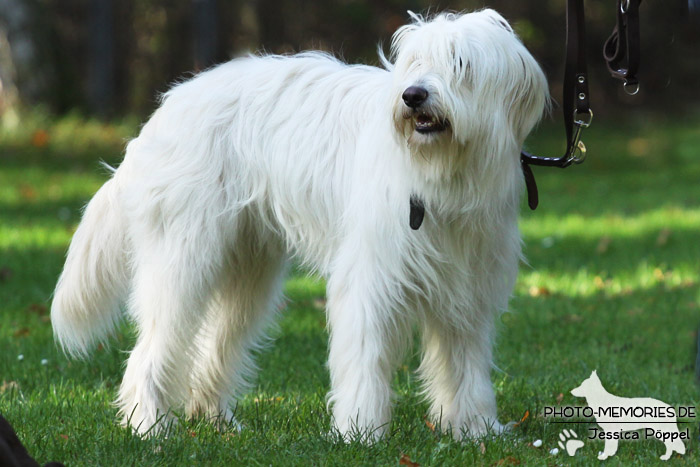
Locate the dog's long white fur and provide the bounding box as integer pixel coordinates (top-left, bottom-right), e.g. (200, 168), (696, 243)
(51, 9), (548, 439)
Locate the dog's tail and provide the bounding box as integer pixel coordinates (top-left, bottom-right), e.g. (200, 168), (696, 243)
(51, 176), (129, 358)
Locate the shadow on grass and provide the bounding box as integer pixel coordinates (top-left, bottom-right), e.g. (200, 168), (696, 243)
(522, 225), (700, 280)
(0, 199), (90, 226)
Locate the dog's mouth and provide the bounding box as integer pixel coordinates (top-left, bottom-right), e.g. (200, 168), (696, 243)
(414, 112), (449, 134)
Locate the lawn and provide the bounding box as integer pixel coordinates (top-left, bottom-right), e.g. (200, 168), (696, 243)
(1, 111), (699, 465)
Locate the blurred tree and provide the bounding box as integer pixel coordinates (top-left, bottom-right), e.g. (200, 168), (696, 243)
(0, 0), (697, 118)
(0, 27), (19, 116)
(88, 0), (115, 116)
(194, 0), (218, 70)
(0, 0), (50, 112)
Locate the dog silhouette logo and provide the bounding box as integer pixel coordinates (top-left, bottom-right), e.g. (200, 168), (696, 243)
(570, 370), (686, 461)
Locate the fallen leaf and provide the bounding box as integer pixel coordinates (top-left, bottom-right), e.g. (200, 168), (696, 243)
(480, 442), (486, 455)
(190, 431), (197, 437)
(28, 303), (48, 315)
(31, 129), (50, 147)
(58, 434), (68, 441)
(0, 381), (19, 393)
(556, 393), (564, 404)
(627, 137), (650, 156)
(494, 456), (520, 466)
(19, 184), (37, 201)
(656, 228), (671, 246)
(528, 286), (550, 297)
(253, 396), (283, 403)
(596, 236), (611, 254)
(513, 410), (529, 427)
(13, 327), (30, 338)
(423, 415), (435, 432)
(399, 453), (420, 467)
(594, 276), (605, 288)
(0, 266), (12, 282)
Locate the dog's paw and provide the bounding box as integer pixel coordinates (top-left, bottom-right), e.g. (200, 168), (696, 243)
(455, 418), (508, 440)
(557, 429), (584, 457)
(502, 420), (518, 433)
(119, 404), (178, 438)
(211, 409), (243, 433)
(330, 418), (387, 445)
(331, 428), (384, 445)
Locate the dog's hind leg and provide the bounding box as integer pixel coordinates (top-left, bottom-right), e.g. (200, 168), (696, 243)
(419, 317), (502, 440)
(185, 237), (287, 427)
(116, 228), (227, 436)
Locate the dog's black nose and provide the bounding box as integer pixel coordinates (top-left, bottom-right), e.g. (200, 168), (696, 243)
(402, 86), (428, 108)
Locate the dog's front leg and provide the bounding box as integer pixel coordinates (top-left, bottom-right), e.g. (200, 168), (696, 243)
(420, 317), (502, 439)
(325, 266), (409, 442)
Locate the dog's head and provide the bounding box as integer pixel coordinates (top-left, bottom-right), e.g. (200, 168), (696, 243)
(386, 10), (549, 168)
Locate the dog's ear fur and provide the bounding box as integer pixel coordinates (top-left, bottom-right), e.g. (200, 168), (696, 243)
(506, 45), (550, 144)
(406, 10), (424, 24)
(476, 10), (550, 144)
(480, 8), (513, 33)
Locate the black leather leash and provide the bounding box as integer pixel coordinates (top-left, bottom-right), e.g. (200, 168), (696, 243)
(520, 0), (592, 211)
(521, 0), (644, 211)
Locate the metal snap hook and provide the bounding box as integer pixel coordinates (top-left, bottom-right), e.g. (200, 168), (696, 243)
(620, 0), (631, 14)
(623, 81), (640, 95)
(572, 140), (587, 164)
(574, 109), (593, 128)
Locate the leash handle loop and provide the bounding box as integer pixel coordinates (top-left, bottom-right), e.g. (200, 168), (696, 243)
(604, 0), (642, 89)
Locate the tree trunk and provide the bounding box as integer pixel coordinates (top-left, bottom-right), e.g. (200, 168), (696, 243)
(0, 26), (18, 115)
(88, 0), (115, 116)
(193, 0), (217, 70)
(0, 0), (46, 109)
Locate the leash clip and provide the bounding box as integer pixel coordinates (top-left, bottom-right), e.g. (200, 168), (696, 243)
(620, 0), (631, 14)
(567, 109), (593, 164)
(623, 81), (640, 95)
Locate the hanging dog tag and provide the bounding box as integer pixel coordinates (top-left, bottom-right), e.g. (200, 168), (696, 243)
(521, 162), (539, 210)
(409, 195), (425, 230)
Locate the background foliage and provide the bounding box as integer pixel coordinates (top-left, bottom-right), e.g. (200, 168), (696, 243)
(0, 0), (699, 118)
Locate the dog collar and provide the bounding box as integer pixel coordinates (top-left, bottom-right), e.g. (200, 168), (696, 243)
(409, 195), (425, 230)
(408, 195), (425, 230)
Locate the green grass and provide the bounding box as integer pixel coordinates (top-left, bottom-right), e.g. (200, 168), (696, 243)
(1, 112), (700, 465)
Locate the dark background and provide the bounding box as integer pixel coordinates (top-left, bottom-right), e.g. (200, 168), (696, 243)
(0, 0), (698, 119)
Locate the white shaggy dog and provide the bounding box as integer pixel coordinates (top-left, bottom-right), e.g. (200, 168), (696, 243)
(51, 9), (548, 440)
